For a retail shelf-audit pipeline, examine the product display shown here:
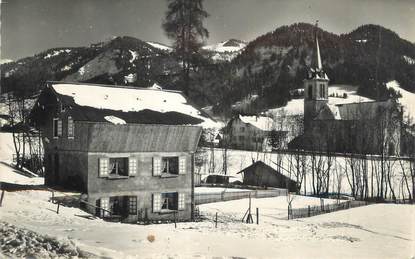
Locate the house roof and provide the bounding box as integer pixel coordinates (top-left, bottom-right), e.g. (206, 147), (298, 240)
(237, 160), (297, 183)
(32, 82), (218, 127)
(238, 115), (274, 131)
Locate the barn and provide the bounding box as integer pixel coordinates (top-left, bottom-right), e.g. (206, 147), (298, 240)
(29, 81), (215, 222)
(237, 161), (298, 192)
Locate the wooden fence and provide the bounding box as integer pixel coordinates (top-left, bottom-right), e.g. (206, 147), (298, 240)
(288, 200), (370, 219)
(195, 188), (287, 205)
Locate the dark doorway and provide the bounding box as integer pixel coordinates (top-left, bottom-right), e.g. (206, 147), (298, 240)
(54, 153), (60, 184)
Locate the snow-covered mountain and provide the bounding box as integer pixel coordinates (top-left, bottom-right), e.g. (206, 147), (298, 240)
(202, 39), (247, 62)
(0, 59), (13, 65)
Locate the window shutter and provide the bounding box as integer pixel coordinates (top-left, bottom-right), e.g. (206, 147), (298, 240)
(179, 156), (186, 174)
(178, 193), (185, 210)
(128, 196), (138, 215)
(57, 119), (63, 136)
(152, 157), (161, 176)
(152, 193), (161, 212)
(100, 197), (110, 218)
(67, 117), (74, 138)
(128, 158), (137, 176)
(99, 158), (109, 177)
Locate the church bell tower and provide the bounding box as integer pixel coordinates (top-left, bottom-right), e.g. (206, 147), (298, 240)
(304, 22), (329, 130)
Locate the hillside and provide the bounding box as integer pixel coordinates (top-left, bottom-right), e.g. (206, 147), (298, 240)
(1, 23), (415, 115)
(213, 23), (415, 114)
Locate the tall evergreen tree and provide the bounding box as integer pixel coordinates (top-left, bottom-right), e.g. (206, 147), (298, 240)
(162, 0), (209, 96)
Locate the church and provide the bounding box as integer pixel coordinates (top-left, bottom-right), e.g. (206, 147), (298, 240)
(289, 32), (403, 155)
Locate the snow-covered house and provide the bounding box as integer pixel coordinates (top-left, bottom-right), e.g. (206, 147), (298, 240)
(226, 115), (276, 151)
(29, 82), (216, 222)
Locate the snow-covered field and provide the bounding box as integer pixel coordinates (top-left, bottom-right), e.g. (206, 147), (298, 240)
(0, 189), (414, 258)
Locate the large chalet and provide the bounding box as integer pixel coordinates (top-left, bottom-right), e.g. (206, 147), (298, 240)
(30, 82), (214, 222)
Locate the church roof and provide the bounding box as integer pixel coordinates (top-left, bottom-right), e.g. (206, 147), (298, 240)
(315, 100), (398, 121)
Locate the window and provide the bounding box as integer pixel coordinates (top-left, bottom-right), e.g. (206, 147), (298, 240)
(308, 85), (313, 99)
(319, 84), (325, 99)
(161, 193), (178, 211)
(153, 192), (185, 212)
(53, 118), (62, 138)
(67, 116), (74, 139)
(240, 127), (245, 132)
(109, 196), (125, 216)
(109, 158), (128, 176)
(162, 157), (179, 175)
(239, 136), (244, 141)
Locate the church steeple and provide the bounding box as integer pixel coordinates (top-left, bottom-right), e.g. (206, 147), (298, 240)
(303, 21), (330, 129)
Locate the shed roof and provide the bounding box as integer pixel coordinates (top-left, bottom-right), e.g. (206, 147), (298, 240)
(237, 160), (297, 183)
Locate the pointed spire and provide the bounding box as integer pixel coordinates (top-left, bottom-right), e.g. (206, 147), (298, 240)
(316, 34), (322, 70)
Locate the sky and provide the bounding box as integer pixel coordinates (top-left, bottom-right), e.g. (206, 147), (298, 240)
(1, 0), (415, 60)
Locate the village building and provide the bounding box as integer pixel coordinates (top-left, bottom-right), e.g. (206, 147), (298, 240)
(237, 161), (297, 192)
(226, 115), (276, 151)
(289, 32), (403, 155)
(29, 82), (216, 222)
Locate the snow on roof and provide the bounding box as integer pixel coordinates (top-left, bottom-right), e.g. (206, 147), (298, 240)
(148, 83), (162, 90)
(50, 82), (220, 128)
(239, 115), (274, 131)
(146, 41), (172, 51)
(104, 116), (126, 125)
(386, 80), (415, 123)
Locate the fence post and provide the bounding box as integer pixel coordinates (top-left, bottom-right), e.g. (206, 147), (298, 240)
(56, 202), (60, 214)
(215, 212), (218, 228)
(287, 204), (290, 220)
(256, 207), (259, 225)
(174, 211), (177, 228)
(0, 190), (5, 207)
(308, 205), (310, 217)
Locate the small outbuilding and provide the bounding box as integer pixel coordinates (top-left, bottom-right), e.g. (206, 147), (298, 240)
(204, 174), (234, 185)
(237, 161), (297, 192)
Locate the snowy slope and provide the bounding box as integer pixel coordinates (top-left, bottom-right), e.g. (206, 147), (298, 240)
(203, 39), (246, 53)
(0, 189), (413, 259)
(0, 133), (44, 185)
(146, 41), (173, 52)
(203, 39), (247, 62)
(387, 80), (415, 123)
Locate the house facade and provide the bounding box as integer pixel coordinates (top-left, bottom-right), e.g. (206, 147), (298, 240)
(227, 115), (275, 151)
(30, 82), (212, 222)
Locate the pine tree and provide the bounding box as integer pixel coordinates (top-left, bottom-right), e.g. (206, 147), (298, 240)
(162, 0), (209, 96)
